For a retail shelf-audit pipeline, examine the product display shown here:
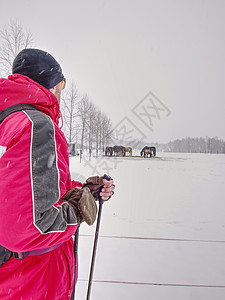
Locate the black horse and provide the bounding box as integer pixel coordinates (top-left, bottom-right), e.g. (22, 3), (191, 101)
(105, 146), (113, 156)
(150, 146), (156, 157)
(140, 146), (156, 158)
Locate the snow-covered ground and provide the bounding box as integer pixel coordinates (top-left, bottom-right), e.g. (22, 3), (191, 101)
(70, 152), (225, 300)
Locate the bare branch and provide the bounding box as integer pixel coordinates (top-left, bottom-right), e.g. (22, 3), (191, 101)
(0, 19), (34, 77)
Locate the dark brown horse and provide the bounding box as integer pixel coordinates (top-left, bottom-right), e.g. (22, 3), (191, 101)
(117, 145), (126, 157)
(113, 145), (126, 156)
(112, 145), (119, 156)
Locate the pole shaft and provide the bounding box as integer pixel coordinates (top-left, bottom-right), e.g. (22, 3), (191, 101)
(86, 199), (104, 300)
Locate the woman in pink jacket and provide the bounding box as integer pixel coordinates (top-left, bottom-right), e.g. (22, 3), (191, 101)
(0, 49), (114, 300)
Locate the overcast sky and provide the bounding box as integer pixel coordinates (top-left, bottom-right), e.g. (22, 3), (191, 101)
(1, 0), (225, 143)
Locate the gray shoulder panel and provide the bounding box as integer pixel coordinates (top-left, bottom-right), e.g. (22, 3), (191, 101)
(25, 110), (77, 233)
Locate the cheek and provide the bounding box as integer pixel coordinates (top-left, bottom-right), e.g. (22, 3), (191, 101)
(56, 87), (62, 103)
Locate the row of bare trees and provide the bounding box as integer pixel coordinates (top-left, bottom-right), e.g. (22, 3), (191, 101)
(61, 82), (113, 154)
(163, 137), (225, 154)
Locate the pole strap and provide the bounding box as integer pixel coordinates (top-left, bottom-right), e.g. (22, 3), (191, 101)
(12, 243), (63, 260)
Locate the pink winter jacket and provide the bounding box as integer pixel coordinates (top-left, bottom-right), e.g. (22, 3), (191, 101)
(0, 74), (80, 300)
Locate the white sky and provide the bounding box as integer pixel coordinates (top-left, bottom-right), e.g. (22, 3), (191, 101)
(1, 0), (225, 143)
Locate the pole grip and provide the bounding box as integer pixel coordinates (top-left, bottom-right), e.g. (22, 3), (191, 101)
(103, 174), (111, 181)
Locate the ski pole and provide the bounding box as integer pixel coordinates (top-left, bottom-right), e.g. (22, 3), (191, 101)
(71, 224), (80, 300)
(86, 174), (111, 300)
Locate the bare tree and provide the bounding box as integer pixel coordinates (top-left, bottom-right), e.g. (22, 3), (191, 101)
(61, 81), (80, 143)
(101, 113), (113, 152)
(77, 93), (89, 152)
(0, 19), (34, 77)
(94, 109), (102, 156)
(86, 101), (97, 154)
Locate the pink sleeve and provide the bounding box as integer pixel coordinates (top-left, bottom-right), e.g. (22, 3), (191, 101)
(71, 180), (83, 188)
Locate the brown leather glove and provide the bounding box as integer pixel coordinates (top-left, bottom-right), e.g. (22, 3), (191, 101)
(83, 176), (105, 200)
(82, 175), (115, 201)
(62, 187), (97, 225)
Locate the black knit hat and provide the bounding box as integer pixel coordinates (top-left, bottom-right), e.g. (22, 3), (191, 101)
(12, 48), (65, 89)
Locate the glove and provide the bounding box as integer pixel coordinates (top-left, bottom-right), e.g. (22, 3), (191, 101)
(83, 175), (115, 201)
(62, 187), (97, 225)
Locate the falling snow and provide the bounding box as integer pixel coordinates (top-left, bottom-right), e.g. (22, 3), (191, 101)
(70, 152), (225, 300)
(17, 214), (22, 223)
(47, 153), (55, 168)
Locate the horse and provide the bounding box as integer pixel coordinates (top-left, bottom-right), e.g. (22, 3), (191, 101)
(117, 145), (126, 157)
(113, 145), (126, 156)
(150, 146), (156, 157)
(105, 146), (113, 156)
(112, 145), (119, 156)
(140, 146), (156, 158)
(125, 147), (132, 156)
(144, 148), (152, 158)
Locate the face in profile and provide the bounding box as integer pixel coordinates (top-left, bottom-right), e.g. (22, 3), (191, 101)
(50, 80), (65, 104)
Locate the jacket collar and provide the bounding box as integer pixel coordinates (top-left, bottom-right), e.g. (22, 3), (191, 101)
(0, 74), (60, 125)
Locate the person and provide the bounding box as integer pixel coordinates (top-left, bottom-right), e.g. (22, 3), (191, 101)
(0, 48), (115, 300)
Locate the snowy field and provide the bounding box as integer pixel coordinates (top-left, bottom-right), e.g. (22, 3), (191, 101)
(69, 152), (225, 300)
